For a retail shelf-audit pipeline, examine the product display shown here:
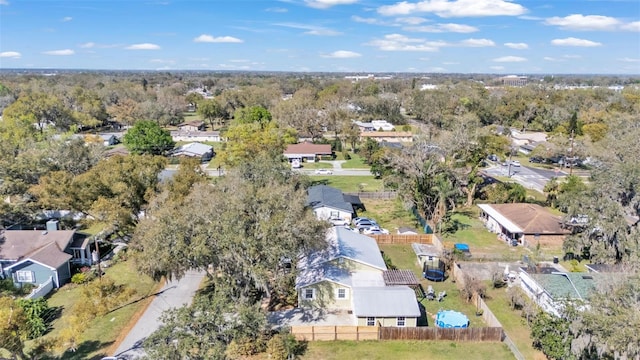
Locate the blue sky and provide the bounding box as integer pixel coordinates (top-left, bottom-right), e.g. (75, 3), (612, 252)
(0, 0), (638, 74)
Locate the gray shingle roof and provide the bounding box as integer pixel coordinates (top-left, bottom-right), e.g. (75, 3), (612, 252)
(0, 230), (75, 269)
(352, 286), (421, 317)
(307, 185), (355, 214)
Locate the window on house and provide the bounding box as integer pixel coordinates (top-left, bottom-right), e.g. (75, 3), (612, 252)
(337, 288), (347, 299)
(303, 288), (315, 300)
(330, 211), (339, 218)
(366, 317), (375, 326)
(16, 270), (34, 283)
(397, 317), (406, 327)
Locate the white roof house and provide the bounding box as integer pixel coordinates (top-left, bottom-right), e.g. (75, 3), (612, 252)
(296, 227), (420, 326)
(171, 142), (214, 160)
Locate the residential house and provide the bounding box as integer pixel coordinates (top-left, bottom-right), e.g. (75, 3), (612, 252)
(284, 143), (333, 164)
(519, 268), (597, 316)
(509, 129), (548, 147)
(171, 130), (222, 143)
(360, 131), (413, 143)
(98, 133), (120, 146)
(371, 120), (395, 132)
(307, 185), (362, 222)
(296, 227), (421, 327)
(353, 121), (375, 132)
(171, 142), (214, 162)
(177, 120), (206, 132)
(0, 220), (93, 297)
(477, 203), (570, 246)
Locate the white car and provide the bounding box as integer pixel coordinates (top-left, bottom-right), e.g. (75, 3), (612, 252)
(314, 168), (333, 175)
(510, 160), (521, 167)
(329, 217), (349, 226)
(362, 227), (389, 235)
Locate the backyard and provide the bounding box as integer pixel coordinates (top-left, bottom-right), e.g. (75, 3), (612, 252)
(37, 260), (158, 359)
(310, 175), (383, 192)
(300, 340), (513, 360)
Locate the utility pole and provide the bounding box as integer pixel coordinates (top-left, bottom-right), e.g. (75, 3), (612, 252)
(93, 236), (102, 280)
(569, 130), (575, 176)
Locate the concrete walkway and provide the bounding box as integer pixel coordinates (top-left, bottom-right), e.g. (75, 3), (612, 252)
(319, 160), (346, 170)
(113, 270), (206, 359)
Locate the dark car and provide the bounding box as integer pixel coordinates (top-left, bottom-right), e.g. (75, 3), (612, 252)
(529, 156), (543, 163)
(488, 154), (499, 162)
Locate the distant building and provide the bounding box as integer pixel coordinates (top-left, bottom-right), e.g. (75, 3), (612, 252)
(500, 75), (528, 86)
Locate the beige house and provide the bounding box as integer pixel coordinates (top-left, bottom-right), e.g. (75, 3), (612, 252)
(296, 227), (420, 327)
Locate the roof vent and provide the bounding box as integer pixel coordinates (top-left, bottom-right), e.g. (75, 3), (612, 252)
(41, 231), (48, 235)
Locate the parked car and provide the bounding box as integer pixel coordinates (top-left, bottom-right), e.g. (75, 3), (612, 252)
(355, 221), (377, 230)
(353, 217), (377, 226)
(487, 154), (499, 162)
(510, 160), (521, 167)
(362, 227), (389, 235)
(529, 156), (543, 163)
(329, 217), (349, 226)
(314, 168), (333, 175)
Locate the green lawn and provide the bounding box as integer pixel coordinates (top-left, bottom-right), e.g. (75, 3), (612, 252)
(300, 162), (334, 170)
(301, 340), (513, 360)
(441, 210), (532, 261)
(357, 198), (420, 234)
(485, 287), (546, 360)
(309, 176), (382, 192)
(341, 153), (371, 169)
(379, 244), (486, 327)
(41, 261), (158, 359)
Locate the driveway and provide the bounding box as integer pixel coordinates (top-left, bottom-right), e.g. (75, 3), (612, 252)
(113, 270), (206, 359)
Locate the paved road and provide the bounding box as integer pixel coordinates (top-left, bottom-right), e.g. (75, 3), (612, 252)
(113, 270), (206, 359)
(482, 163), (565, 193)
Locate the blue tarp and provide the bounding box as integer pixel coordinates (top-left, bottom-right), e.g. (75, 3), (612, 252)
(454, 243), (470, 252)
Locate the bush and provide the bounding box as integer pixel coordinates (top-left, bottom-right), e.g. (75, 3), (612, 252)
(342, 151), (351, 160)
(266, 333), (306, 360)
(71, 273), (87, 285)
(225, 337), (266, 358)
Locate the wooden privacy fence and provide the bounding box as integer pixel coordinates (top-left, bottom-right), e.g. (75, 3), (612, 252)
(369, 234), (433, 245)
(345, 191), (398, 200)
(380, 327), (504, 341)
(290, 326), (504, 342)
(290, 326), (379, 341)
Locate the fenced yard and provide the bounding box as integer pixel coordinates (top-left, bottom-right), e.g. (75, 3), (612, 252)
(369, 234), (433, 245)
(291, 325), (503, 342)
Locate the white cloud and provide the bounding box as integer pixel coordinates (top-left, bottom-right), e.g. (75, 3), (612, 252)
(0, 51), (21, 58)
(322, 50), (362, 58)
(273, 23), (341, 36)
(305, 0), (358, 9)
(504, 42), (528, 49)
(265, 7), (288, 13)
(62, 16), (72, 22)
(378, 0), (527, 18)
(305, 29), (342, 36)
(621, 21), (640, 32)
(405, 23), (478, 33)
(395, 17), (428, 25)
(544, 14), (620, 31)
(366, 34), (441, 51)
(551, 37), (602, 47)
(0, 0), (9, 5)
(351, 16), (386, 25)
(562, 54), (581, 59)
(619, 57), (640, 62)
(125, 43), (161, 50)
(543, 57), (562, 62)
(193, 34), (243, 43)
(460, 38), (495, 47)
(490, 65), (505, 70)
(79, 42), (95, 48)
(43, 49), (75, 55)
(493, 56), (527, 62)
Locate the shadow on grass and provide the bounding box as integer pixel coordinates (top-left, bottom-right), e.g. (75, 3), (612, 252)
(55, 340), (114, 360)
(106, 285), (176, 315)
